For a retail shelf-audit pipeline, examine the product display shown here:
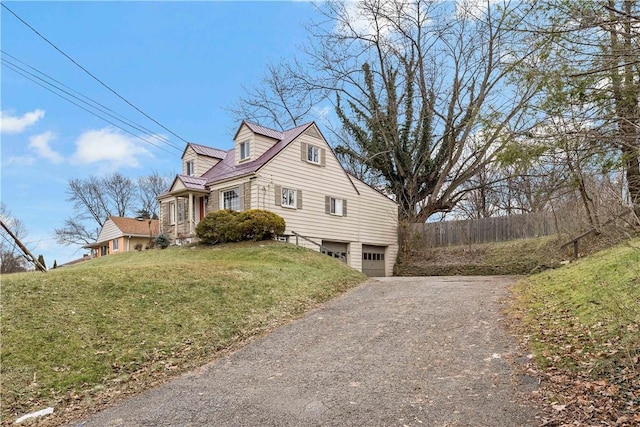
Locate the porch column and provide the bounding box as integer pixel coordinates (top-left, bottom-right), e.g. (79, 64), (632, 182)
(189, 193), (194, 235)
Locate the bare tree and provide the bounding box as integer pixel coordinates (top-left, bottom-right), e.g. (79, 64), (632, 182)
(138, 171), (171, 219)
(227, 62), (329, 131)
(0, 203), (29, 274)
(232, 0), (547, 221)
(55, 172), (138, 246)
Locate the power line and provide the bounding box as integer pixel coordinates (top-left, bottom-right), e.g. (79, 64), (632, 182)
(2, 60), (178, 156)
(1, 52), (181, 152)
(2, 50), (182, 151)
(2, 3), (191, 144)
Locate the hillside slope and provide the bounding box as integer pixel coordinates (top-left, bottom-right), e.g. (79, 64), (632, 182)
(509, 239), (640, 425)
(1, 242), (366, 425)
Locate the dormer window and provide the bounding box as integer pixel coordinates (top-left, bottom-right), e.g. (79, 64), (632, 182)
(186, 160), (195, 176)
(307, 145), (320, 164)
(240, 141), (250, 161)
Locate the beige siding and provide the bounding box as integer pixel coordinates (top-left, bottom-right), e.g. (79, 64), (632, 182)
(96, 219), (122, 243)
(182, 147), (221, 176)
(257, 132), (360, 244)
(255, 130), (398, 276)
(183, 147), (196, 175)
(234, 125), (253, 164)
(233, 125), (278, 164)
(350, 178), (399, 276)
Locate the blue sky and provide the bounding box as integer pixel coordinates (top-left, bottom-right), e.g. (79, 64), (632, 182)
(1, 1), (322, 266)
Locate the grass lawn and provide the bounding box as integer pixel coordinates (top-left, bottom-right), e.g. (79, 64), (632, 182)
(1, 241), (366, 425)
(509, 238), (640, 424)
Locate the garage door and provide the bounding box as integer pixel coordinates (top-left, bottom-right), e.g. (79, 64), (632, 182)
(321, 241), (348, 263)
(362, 245), (386, 277)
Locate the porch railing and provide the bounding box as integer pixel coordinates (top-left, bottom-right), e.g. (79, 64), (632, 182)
(290, 230), (347, 263)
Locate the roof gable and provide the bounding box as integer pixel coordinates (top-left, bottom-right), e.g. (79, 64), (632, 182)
(233, 120), (284, 141)
(205, 122), (314, 184)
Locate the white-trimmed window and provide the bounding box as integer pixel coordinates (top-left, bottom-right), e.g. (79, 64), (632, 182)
(331, 198), (343, 216)
(177, 199), (185, 223)
(325, 196), (347, 217)
(112, 238), (119, 251)
(240, 141), (250, 161)
(223, 188), (240, 211)
(307, 145), (319, 164)
(275, 185), (302, 209)
(186, 160), (195, 176)
(281, 188), (297, 208)
(169, 201), (176, 224)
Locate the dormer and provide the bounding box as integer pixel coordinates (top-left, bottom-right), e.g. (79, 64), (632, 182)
(182, 143), (227, 177)
(233, 121), (283, 165)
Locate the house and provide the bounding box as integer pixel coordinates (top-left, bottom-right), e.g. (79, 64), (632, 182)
(158, 121), (398, 276)
(85, 216), (159, 257)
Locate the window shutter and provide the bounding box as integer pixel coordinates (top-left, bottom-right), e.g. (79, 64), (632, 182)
(300, 143), (307, 161)
(320, 148), (326, 167)
(325, 196), (330, 214)
(342, 199), (347, 217)
(237, 185), (244, 211)
(274, 185), (282, 206)
(212, 190), (219, 211)
(297, 190), (303, 209)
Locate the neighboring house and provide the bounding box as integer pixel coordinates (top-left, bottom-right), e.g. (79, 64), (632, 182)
(158, 121), (398, 276)
(85, 216), (159, 258)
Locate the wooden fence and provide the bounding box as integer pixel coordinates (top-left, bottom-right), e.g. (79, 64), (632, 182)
(408, 212), (558, 248)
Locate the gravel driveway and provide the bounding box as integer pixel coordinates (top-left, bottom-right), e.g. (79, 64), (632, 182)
(74, 276), (539, 426)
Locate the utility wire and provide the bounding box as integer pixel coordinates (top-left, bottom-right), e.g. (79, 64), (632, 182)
(2, 61), (177, 156)
(1, 50), (182, 151)
(2, 3), (191, 144)
(1, 54), (181, 152)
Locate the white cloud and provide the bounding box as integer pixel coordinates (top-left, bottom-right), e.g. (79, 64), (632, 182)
(0, 109), (45, 134)
(70, 127), (152, 168)
(5, 156), (35, 166)
(28, 131), (64, 164)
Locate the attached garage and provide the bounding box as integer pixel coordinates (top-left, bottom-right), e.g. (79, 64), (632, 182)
(321, 241), (348, 262)
(362, 245), (386, 277)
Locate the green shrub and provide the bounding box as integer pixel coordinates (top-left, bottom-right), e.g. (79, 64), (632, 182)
(237, 210), (286, 241)
(196, 210), (242, 244)
(196, 209), (286, 244)
(154, 234), (171, 249)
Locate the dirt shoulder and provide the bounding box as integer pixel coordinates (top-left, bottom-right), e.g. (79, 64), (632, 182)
(72, 276), (540, 427)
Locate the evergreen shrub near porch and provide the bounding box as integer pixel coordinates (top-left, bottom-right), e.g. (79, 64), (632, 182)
(196, 209), (285, 244)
